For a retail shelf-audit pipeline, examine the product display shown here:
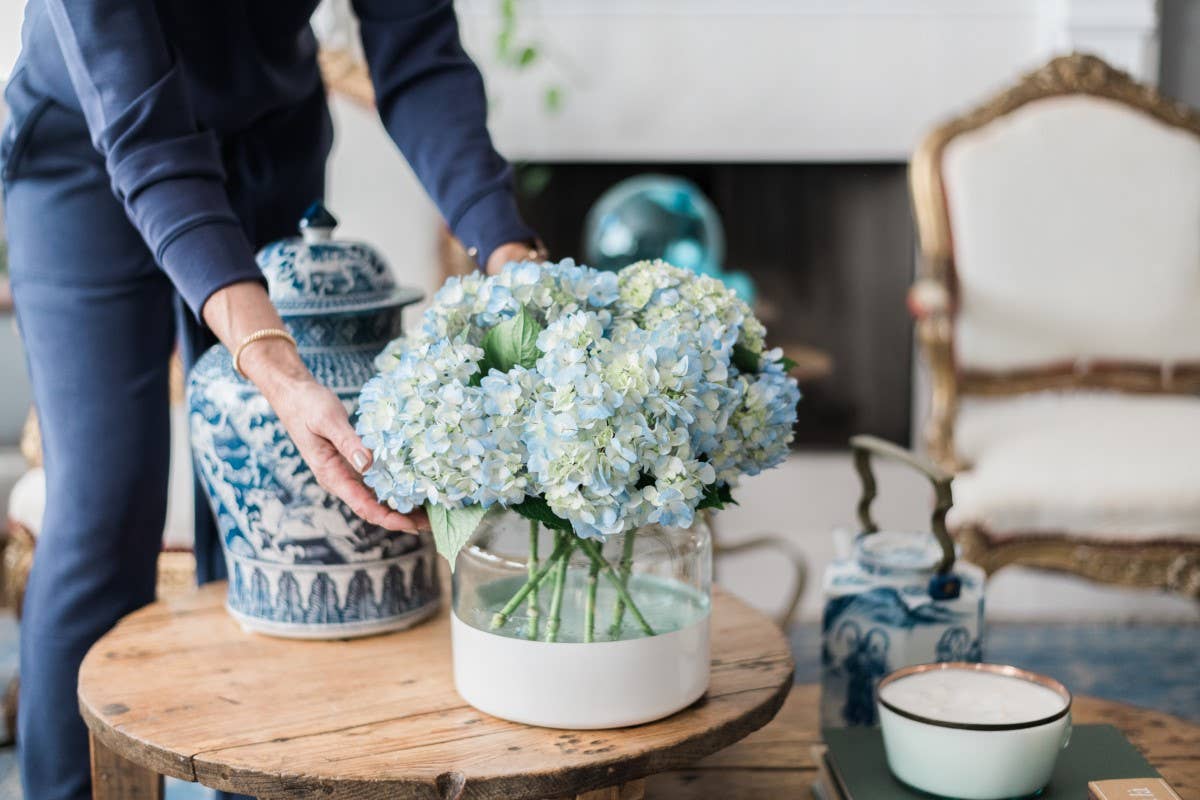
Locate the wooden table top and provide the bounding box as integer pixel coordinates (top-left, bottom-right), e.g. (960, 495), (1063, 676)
(78, 581), (794, 799)
(649, 684), (1200, 799)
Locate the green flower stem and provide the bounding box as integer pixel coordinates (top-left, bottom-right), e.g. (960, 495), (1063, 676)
(584, 553), (601, 643)
(544, 533), (575, 643)
(577, 539), (655, 637)
(490, 533), (573, 630)
(608, 529), (638, 638)
(526, 520), (541, 639)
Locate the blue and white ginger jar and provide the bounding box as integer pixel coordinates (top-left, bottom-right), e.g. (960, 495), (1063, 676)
(188, 203), (437, 639)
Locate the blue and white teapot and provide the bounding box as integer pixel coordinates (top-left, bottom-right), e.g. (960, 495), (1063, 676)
(188, 203), (439, 639)
(820, 435), (985, 727)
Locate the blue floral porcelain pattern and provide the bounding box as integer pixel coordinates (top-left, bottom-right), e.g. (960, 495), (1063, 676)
(257, 238), (422, 315)
(820, 531), (985, 727)
(188, 204), (432, 639)
(287, 306), (408, 351)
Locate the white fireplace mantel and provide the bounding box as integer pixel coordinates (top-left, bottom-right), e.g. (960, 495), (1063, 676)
(455, 0), (1160, 163)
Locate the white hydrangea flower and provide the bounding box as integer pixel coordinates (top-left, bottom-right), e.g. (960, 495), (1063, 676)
(356, 258), (799, 539)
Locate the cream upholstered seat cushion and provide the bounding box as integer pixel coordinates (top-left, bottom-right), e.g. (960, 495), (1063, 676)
(947, 392), (1200, 541)
(942, 95), (1200, 373)
(6, 467), (46, 535)
(6, 404), (195, 550)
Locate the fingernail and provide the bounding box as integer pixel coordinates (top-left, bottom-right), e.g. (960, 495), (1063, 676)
(352, 450), (370, 472)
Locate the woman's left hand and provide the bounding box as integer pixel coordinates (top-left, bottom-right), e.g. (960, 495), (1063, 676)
(487, 241), (547, 275)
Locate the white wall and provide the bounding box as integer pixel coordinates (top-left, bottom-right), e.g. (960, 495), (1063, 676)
(0, 0), (22, 80)
(456, 0), (1160, 163)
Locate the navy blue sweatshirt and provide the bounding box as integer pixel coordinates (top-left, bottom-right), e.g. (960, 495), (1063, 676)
(7, 0), (534, 315)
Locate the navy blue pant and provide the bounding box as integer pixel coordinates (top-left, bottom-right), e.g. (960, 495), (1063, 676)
(3, 87), (328, 800)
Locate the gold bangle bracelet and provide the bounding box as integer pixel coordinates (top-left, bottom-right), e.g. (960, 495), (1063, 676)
(233, 328), (298, 379)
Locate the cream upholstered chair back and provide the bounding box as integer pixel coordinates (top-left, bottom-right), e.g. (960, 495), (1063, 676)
(909, 53), (1200, 469)
(943, 96), (1200, 372)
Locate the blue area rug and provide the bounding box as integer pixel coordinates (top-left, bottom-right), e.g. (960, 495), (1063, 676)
(0, 615), (1195, 798)
(791, 622), (1200, 723)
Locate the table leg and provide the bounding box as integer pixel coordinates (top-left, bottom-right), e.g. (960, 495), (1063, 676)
(90, 732), (164, 800)
(574, 779), (646, 800)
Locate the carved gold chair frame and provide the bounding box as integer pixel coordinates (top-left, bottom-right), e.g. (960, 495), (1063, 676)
(907, 53), (1200, 598)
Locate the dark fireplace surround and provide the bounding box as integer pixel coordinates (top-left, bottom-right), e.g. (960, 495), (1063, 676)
(515, 162), (915, 448)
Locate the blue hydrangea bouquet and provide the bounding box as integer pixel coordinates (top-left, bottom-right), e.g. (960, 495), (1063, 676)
(357, 259), (799, 643)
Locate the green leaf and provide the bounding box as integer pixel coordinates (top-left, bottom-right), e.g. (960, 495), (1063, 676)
(543, 85), (563, 113)
(778, 355), (798, 372)
(517, 164), (553, 198)
(496, 28), (512, 58)
(426, 503), (488, 571)
(510, 495), (573, 532)
(732, 343), (761, 374)
(696, 483), (737, 511)
(468, 356), (492, 387)
(482, 307), (543, 373)
(517, 46), (538, 67)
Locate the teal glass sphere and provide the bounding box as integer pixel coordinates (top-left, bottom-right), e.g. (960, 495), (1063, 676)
(584, 175), (725, 275)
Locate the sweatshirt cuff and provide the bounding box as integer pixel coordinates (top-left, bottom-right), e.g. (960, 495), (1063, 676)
(159, 219), (266, 318)
(451, 187), (538, 271)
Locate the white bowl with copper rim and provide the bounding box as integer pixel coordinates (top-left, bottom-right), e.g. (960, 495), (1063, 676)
(876, 663), (1073, 800)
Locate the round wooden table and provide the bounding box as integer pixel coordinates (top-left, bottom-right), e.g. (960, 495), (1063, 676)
(79, 581), (794, 799)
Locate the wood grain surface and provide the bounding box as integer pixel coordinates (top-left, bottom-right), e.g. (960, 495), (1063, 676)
(647, 684), (1200, 800)
(78, 582), (793, 799)
(90, 733), (163, 800)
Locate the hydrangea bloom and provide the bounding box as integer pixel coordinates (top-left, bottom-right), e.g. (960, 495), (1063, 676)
(357, 259), (799, 541)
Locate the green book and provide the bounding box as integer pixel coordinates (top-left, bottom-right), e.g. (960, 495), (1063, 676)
(822, 725), (1159, 799)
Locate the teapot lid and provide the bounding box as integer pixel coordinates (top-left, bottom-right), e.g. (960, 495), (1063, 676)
(854, 530), (945, 576)
(256, 202), (423, 316)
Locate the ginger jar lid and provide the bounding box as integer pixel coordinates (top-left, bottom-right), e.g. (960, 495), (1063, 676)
(256, 202), (424, 317)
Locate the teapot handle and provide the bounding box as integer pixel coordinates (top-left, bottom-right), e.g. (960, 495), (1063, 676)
(850, 434), (956, 575)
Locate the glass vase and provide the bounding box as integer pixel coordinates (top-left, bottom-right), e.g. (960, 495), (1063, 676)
(451, 510), (712, 728)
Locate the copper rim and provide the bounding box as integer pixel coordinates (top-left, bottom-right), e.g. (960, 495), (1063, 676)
(876, 662), (1072, 732)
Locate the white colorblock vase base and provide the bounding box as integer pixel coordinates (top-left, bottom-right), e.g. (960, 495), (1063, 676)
(451, 610), (711, 729)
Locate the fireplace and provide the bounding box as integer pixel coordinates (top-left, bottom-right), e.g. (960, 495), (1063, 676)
(514, 162), (914, 447)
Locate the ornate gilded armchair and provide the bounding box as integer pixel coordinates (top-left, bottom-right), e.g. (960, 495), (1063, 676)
(908, 54), (1200, 598)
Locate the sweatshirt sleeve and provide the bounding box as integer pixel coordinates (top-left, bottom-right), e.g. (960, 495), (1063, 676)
(353, 0), (537, 269)
(43, 0), (264, 316)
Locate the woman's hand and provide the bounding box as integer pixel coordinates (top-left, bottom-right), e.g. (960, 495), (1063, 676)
(264, 369), (423, 532)
(487, 241), (547, 275)
(202, 281), (424, 533)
